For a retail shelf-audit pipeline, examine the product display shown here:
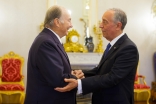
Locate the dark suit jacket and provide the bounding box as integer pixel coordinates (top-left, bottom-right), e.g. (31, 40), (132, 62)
(82, 34), (139, 104)
(24, 28), (77, 104)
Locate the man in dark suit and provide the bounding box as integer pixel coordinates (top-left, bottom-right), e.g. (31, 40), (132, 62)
(55, 8), (139, 104)
(24, 5), (83, 104)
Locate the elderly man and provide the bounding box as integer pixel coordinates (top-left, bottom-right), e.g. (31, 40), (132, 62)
(24, 5), (83, 104)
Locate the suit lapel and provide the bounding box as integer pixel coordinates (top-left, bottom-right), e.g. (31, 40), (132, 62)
(98, 45), (118, 68)
(42, 28), (70, 64)
(58, 44), (71, 65)
(57, 43), (69, 60)
(98, 34), (128, 68)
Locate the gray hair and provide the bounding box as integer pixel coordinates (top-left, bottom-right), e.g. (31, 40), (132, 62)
(44, 5), (64, 27)
(109, 8), (127, 30)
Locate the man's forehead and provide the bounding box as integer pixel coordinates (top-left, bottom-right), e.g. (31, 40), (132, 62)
(102, 10), (114, 20)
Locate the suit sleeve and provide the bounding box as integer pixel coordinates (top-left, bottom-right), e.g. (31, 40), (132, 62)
(81, 45), (139, 94)
(83, 67), (98, 77)
(36, 41), (76, 87)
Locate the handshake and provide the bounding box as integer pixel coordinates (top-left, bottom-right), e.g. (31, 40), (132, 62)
(54, 70), (85, 92)
(71, 69), (85, 79)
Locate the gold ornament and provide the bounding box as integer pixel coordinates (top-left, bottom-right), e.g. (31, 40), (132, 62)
(93, 21), (104, 53)
(40, 23), (44, 31)
(63, 29), (87, 53)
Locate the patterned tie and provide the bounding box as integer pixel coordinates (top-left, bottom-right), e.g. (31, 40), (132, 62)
(104, 43), (111, 57)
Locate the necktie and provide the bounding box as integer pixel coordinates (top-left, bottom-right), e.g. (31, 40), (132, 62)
(104, 43), (111, 57)
(97, 43), (111, 68)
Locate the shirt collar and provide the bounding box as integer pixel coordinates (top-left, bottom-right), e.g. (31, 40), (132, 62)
(110, 32), (125, 47)
(46, 27), (62, 44)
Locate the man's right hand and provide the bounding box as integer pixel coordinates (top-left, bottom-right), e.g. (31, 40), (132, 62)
(72, 70), (85, 79)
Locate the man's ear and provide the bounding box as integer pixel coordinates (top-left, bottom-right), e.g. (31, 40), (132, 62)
(53, 18), (60, 27)
(116, 22), (122, 30)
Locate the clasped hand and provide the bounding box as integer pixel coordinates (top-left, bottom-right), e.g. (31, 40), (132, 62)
(55, 70), (84, 92)
(72, 69), (85, 79)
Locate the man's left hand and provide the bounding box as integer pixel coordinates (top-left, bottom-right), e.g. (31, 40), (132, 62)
(55, 78), (78, 92)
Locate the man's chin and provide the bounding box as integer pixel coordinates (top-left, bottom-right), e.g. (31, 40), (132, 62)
(66, 31), (69, 35)
(102, 33), (106, 36)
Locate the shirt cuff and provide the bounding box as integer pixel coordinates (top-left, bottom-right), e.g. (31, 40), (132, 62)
(77, 79), (82, 94)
